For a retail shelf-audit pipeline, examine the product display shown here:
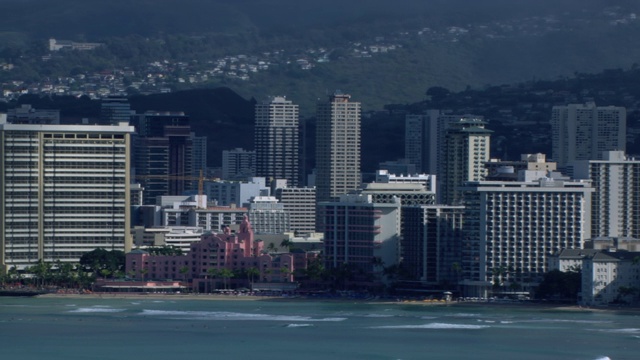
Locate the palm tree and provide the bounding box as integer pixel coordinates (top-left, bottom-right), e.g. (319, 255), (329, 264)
(219, 268), (234, 290)
(279, 267), (292, 282)
(267, 243), (277, 253)
(140, 268), (149, 282)
(179, 266), (190, 282)
(246, 267), (260, 291)
(280, 239), (293, 252)
(207, 268), (220, 292)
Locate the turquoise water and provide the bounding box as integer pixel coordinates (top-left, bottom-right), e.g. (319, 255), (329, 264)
(0, 297), (638, 360)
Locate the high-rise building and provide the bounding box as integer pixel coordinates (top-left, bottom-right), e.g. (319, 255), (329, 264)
(247, 196), (290, 235)
(319, 194), (401, 282)
(221, 148), (256, 181)
(274, 185), (317, 235)
(100, 96), (132, 125)
(439, 116), (492, 205)
(551, 102), (626, 169)
(571, 151), (640, 239)
(0, 119), (134, 271)
(459, 172), (594, 297)
(132, 111), (194, 204)
(315, 92), (361, 202)
(254, 96), (300, 186)
(401, 205), (465, 286)
(485, 153), (557, 181)
(404, 110), (461, 175)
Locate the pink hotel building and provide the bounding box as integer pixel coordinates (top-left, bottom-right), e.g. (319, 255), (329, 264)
(125, 216), (307, 291)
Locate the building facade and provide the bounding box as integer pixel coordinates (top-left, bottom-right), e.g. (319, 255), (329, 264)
(221, 148), (256, 181)
(0, 119), (134, 271)
(571, 151), (640, 239)
(315, 93), (361, 202)
(319, 194), (401, 283)
(401, 205), (465, 286)
(459, 174), (594, 297)
(439, 116), (491, 205)
(274, 186), (317, 235)
(551, 102), (626, 169)
(254, 96), (300, 186)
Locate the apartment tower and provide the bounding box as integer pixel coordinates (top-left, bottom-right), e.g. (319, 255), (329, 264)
(254, 96), (300, 186)
(315, 92), (361, 202)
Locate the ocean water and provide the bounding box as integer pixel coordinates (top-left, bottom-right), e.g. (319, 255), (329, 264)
(0, 296), (638, 360)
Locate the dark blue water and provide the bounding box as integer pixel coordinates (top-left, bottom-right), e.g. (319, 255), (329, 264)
(0, 296), (637, 360)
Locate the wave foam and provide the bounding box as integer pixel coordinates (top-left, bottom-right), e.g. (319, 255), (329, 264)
(286, 324), (314, 328)
(139, 309), (346, 322)
(69, 307), (126, 313)
(372, 322), (489, 330)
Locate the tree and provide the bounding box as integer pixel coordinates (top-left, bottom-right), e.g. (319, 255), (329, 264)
(536, 269), (581, 301)
(280, 239), (293, 252)
(219, 268), (234, 290)
(30, 260), (51, 288)
(179, 266), (190, 283)
(267, 243), (277, 253)
(246, 267), (260, 291)
(426, 86), (450, 102)
(79, 248), (125, 277)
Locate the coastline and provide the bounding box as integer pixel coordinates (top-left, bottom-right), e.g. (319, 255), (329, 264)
(35, 292), (640, 314)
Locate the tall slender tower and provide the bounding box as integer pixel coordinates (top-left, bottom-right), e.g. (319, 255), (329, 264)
(551, 102), (626, 169)
(254, 96), (300, 186)
(315, 92), (361, 202)
(439, 116), (491, 205)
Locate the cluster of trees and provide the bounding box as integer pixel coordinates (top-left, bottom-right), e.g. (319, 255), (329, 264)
(0, 248), (125, 290)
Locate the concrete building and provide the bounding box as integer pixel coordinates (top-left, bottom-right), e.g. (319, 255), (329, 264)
(6, 104), (60, 125)
(254, 96), (300, 186)
(247, 196), (290, 235)
(401, 205), (465, 286)
(0, 119), (134, 271)
(315, 92), (361, 202)
(485, 153), (557, 181)
(221, 148), (255, 181)
(318, 194), (401, 283)
(571, 151), (640, 239)
(360, 182), (436, 206)
(378, 159), (417, 176)
(203, 177), (268, 207)
(459, 172), (594, 297)
(581, 250), (640, 306)
(440, 116), (492, 205)
(274, 185), (317, 235)
(551, 102), (626, 169)
(131, 226), (205, 253)
(375, 170), (436, 193)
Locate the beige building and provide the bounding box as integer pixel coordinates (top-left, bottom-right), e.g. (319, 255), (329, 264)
(0, 119), (134, 271)
(315, 92), (361, 202)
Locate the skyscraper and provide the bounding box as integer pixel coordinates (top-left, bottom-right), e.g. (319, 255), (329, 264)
(0, 118), (134, 271)
(439, 116), (491, 205)
(254, 96), (299, 186)
(315, 92), (361, 202)
(551, 102), (626, 169)
(221, 148), (256, 181)
(132, 111), (194, 204)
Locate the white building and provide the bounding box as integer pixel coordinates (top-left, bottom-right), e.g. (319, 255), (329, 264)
(315, 92), (361, 202)
(551, 102), (626, 169)
(274, 185), (317, 235)
(581, 250), (640, 306)
(571, 151), (640, 239)
(375, 170), (436, 193)
(0, 119), (134, 270)
(319, 194), (401, 282)
(459, 172), (594, 297)
(221, 148), (255, 181)
(203, 177), (268, 207)
(247, 196), (290, 235)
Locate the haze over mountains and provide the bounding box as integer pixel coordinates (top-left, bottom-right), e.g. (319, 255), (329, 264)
(1, 0), (640, 110)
